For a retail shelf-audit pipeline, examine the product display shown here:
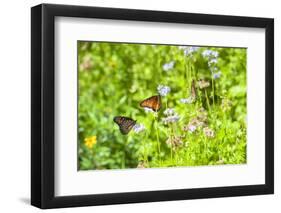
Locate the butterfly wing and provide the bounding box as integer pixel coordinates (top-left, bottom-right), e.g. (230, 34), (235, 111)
(191, 80), (197, 99)
(140, 95), (161, 112)
(113, 116), (136, 135)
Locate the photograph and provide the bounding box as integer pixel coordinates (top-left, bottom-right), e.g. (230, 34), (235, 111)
(78, 41), (247, 170)
(29, 2), (274, 209)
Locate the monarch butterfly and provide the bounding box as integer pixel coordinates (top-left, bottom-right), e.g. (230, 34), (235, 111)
(113, 116), (136, 135)
(140, 95), (162, 112)
(191, 79), (197, 100)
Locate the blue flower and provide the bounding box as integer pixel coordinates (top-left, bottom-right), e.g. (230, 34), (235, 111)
(202, 50), (219, 58)
(162, 115), (180, 124)
(183, 47), (200, 56)
(157, 85), (171, 96)
(208, 58), (218, 67)
(213, 71), (222, 79)
(162, 61), (175, 71)
(179, 46), (200, 56)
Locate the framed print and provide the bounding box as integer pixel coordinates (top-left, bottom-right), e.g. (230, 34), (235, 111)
(31, 3), (274, 209)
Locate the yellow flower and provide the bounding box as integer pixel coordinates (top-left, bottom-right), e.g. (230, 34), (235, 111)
(84, 136), (97, 149)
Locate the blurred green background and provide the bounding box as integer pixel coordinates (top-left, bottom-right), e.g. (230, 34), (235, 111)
(78, 41), (247, 170)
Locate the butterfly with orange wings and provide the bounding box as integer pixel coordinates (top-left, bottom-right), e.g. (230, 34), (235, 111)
(113, 116), (136, 135)
(140, 95), (162, 112)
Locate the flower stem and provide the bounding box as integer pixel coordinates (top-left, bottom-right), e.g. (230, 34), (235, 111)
(189, 60), (192, 87)
(205, 89), (211, 110)
(171, 124), (178, 165)
(211, 77), (215, 105)
(165, 98), (174, 163)
(167, 124), (173, 162)
(170, 143), (173, 162)
(141, 132), (148, 165)
(154, 114), (161, 164)
(122, 140), (127, 169)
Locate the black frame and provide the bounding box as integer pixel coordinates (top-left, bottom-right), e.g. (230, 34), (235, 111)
(31, 3), (274, 209)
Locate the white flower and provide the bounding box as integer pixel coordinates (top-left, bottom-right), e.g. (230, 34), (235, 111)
(180, 97), (194, 104)
(162, 114), (180, 124)
(157, 85), (171, 96)
(213, 71), (221, 79)
(164, 108), (175, 116)
(133, 124), (145, 133)
(162, 61), (175, 71)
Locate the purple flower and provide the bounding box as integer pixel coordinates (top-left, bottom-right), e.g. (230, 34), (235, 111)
(188, 125), (197, 132)
(162, 115), (180, 124)
(202, 50), (219, 58)
(213, 71), (221, 79)
(157, 85), (171, 96)
(183, 47), (200, 56)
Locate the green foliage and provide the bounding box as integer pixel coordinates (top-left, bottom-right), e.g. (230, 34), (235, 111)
(78, 41), (247, 170)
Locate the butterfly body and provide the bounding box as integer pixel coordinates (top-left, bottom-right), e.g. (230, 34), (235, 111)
(113, 116), (136, 135)
(140, 95), (162, 112)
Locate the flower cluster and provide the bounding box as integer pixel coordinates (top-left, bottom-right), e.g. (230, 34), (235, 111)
(184, 124), (197, 133)
(183, 108), (215, 138)
(202, 50), (219, 59)
(203, 127), (215, 138)
(183, 46), (200, 56)
(157, 85), (171, 96)
(179, 46), (200, 56)
(162, 114), (180, 124)
(163, 108), (175, 116)
(183, 117), (206, 133)
(162, 61), (175, 71)
(166, 136), (183, 148)
(133, 124), (146, 133)
(183, 108), (208, 133)
(162, 108), (180, 124)
(202, 50), (221, 79)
